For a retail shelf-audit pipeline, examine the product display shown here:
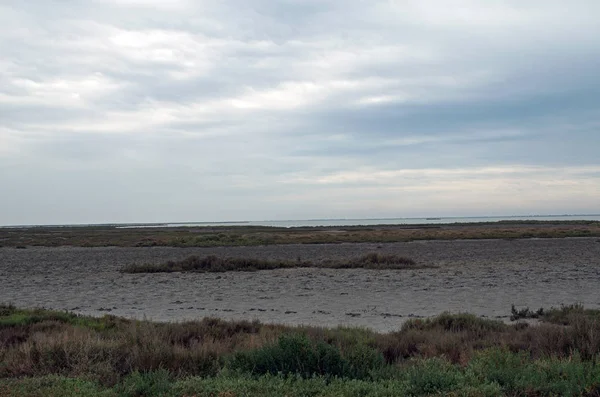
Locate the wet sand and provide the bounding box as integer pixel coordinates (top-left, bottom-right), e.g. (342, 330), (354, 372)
(1, 238), (599, 332)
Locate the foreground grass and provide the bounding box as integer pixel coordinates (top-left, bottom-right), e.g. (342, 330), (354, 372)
(121, 253), (420, 273)
(1, 304), (600, 396)
(2, 221), (600, 248)
(2, 357), (600, 397)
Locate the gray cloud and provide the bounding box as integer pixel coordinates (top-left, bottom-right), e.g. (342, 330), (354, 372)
(1, 0), (599, 224)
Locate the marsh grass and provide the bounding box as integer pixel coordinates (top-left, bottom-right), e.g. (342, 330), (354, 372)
(120, 253), (420, 274)
(2, 221), (599, 248)
(541, 304), (600, 325)
(510, 303), (600, 325)
(1, 304), (600, 391)
(510, 304), (545, 321)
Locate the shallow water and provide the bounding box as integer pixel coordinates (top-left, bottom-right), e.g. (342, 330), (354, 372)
(115, 214), (600, 228)
(1, 239), (599, 332)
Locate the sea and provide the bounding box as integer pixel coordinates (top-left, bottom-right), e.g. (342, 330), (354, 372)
(116, 215), (600, 229)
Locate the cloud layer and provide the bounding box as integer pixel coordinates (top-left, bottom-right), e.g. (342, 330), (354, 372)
(1, 0), (599, 224)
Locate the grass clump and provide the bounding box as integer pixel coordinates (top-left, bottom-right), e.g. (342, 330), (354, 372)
(121, 253), (419, 274)
(510, 303), (600, 325)
(402, 312), (507, 333)
(121, 255), (303, 273)
(402, 357), (467, 395)
(326, 252), (416, 269)
(0, 304), (122, 331)
(510, 304), (545, 321)
(115, 369), (172, 397)
(228, 334), (384, 380)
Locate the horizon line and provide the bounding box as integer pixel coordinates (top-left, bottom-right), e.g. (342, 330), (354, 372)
(2, 213), (600, 229)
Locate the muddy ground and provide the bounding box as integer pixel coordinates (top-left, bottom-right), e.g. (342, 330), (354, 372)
(1, 238), (599, 332)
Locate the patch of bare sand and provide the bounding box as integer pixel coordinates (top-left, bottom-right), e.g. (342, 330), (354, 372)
(1, 238), (599, 332)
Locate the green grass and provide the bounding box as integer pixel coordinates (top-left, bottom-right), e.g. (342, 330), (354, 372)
(0, 376), (115, 397)
(227, 334), (385, 380)
(0, 304), (122, 331)
(2, 352), (600, 396)
(1, 304), (600, 396)
(120, 253), (421, 274)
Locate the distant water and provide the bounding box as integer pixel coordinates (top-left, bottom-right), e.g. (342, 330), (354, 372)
(119, 215), (600, 229)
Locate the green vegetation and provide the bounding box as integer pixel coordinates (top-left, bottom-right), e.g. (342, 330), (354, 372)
(3, 356), (600, 397)
(2, 221), (599, 248)
(1, 304), (600, 396)
(510, 304), (546, 321)
(510, 303), (600, 324)
(121, 253), (420, 273)
(228, 334), (384, 380)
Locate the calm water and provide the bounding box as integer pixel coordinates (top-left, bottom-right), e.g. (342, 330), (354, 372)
(119, 215), (600, 229)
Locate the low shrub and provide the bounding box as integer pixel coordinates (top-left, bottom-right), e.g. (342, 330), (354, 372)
(402, 313), (506, 333)
(510, 304), (544, 321)
(122, 253), (421, 274)
(402, 357), (466, 395)
(115, 369), (172, 397)
(228, 334), (383, 380)
(469, 348), (600, 396)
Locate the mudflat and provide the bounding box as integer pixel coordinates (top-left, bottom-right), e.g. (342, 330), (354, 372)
(1, 237), (599, 332)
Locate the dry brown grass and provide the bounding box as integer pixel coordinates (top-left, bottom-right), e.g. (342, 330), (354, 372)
(0, 314), (280, 385)
(121, 253), (420, 273)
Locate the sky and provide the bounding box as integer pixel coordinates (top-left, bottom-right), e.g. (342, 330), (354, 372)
(1, 0), (599, 225)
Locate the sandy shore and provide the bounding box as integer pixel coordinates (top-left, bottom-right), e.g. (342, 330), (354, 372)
(1, 238), (599, 332)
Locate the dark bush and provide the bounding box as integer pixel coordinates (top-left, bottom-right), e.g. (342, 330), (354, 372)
(228, 334), (383, 380)
(122, 253), (421, 274)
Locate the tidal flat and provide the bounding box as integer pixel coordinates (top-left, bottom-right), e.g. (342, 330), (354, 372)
(1, 237), (599, 331)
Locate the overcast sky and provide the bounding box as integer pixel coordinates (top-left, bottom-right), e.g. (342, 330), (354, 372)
(1, 0), (599, 225)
